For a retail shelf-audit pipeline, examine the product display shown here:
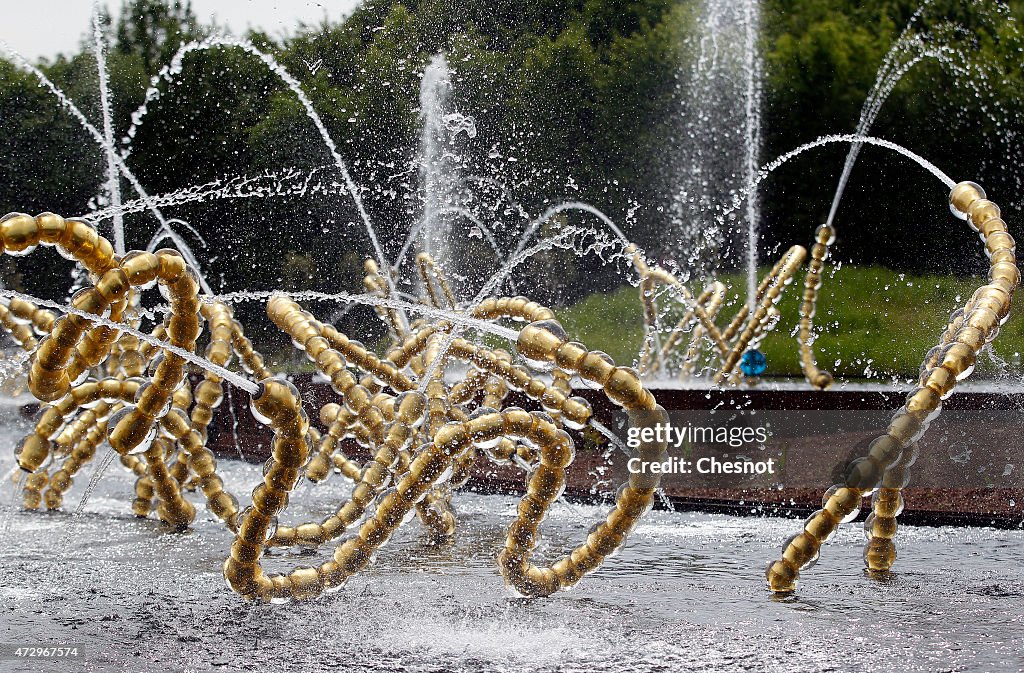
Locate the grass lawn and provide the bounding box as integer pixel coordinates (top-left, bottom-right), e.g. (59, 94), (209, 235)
(555, 266), (1024, 381)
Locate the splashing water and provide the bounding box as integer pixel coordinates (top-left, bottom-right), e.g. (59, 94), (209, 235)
(395, 206), (505, 273)
(145, 220), (214, 295)
(49, 447), (120, 592)
(512, 201), (631, 261)
(22, 130), (956, 395)
(122, 36), (400, 315)
(206, 289), (520, 343)
(674, 0), (763, 291)
(0, 470), (27, 537)
(0, 348), (36, 386)
(226, 391), (244, 461)
(740, 0), (763, 312)
(91, 2), (124, 255)
(417, 54), (471, 293)
(72, 447), (118, 519)
(0, 2), (1004, 416)
(83, 166), (335, 223)
(0, 41), (174, 246)
(0, 289), (259, 394)
(416, 226), (623, 389)
(826, 1), (982, 228)
(716, 134), (955, 230)
(1, 26), (216, 293)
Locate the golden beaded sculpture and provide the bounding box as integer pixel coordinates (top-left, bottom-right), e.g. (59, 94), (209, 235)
(766, 181), (1018, 593)
(633, 225), (840, 388)
(0, 180), (1015, 602)
(633, 243), (812, 384)
(1, 211), (672, 602)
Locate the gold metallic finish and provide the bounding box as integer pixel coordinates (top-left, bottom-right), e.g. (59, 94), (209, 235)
(768, 183), (1019, 593)
(222, 288), (663, 599)
(4, 185), (1007, 605)
(631, 244), (811, 382)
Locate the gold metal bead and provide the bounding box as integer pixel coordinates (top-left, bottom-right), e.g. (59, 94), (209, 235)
(576, 351), (615, 384)
(108, 409), (156, 455)
(434, 422), (469, 450)
(120, 251), (160, 286)
(155, 249), (187, 281)
(516, 320), (568, 364)
(864, 537), (897, 572)
(35, 212), (66, 244)
(0, 213), (40, 253)
(938, 342), (976, 380)
(968, 199), (1000, 229)
(824, 486), (863, 518)
(62, 219), (99, 258)
(604, 367), (647, 408)
(16, 434), (51, 473)
(949, 181), (985, 220)
(782, 532), (820, 569)
(869, 516), (899, 539)
(251, 379), (303, 426)
(765, 559), (798, 593)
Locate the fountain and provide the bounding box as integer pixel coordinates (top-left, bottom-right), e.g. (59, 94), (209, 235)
(672, 0), (763, 303)
(0, 215), (669, 600)
(0, 2), (1022, 671)
(1, 169), (1015, 600)
(766, 180), (1018, 591)
(416, 54), (476, 296)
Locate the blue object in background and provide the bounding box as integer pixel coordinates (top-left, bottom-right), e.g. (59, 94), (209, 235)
(740, 349), (767, 377)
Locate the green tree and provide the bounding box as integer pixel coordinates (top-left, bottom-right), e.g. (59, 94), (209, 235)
(115, 0), (202, 72)
(3, 0), (1024, 327)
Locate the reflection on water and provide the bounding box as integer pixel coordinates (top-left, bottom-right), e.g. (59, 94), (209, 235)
(0, 416), (1021, 673)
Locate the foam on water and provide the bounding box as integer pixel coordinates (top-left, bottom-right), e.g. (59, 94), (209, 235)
(373, 614), (590, 665)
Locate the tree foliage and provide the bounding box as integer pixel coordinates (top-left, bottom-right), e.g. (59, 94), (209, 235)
(1, 0), (1022, 324)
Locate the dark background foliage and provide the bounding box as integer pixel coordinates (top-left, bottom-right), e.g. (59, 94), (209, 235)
(1, 0), (1021, 333)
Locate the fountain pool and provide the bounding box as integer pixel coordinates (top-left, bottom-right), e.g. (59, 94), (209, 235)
(1, 418), (1021, 673)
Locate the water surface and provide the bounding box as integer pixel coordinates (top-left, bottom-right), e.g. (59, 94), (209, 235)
(0, 415), (1021, 673)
